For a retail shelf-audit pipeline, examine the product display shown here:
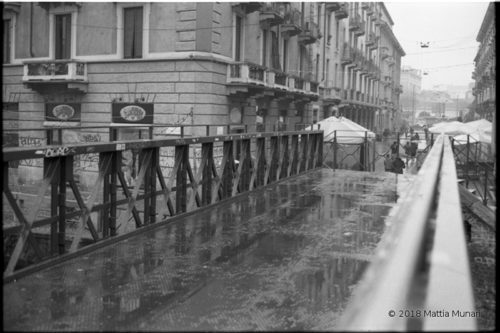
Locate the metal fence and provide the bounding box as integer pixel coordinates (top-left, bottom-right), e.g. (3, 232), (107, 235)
(3, 129), (323, 280)
(451, 135), (495, 206)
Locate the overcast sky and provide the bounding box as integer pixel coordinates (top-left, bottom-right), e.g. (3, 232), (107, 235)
(385, 1), (490, 91)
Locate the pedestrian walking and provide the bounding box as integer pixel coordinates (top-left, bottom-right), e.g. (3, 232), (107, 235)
(392, 156), (405, 174)
(390, 141), (398, 157)
(410, 140), (418, 163)
(403, 141), (411, 164)
(384, 154), (393, 172)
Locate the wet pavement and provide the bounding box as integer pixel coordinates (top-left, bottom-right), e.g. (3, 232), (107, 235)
(4, 168), (408, 331)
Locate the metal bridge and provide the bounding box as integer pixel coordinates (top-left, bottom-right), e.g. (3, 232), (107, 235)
(2, 126), (495, 330)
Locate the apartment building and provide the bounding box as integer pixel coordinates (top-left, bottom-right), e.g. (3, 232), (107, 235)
(3, 2), (404, 143)
(2, 2), (323, 146)
(472, 2), (495, 122)
(400, 66), (422, 111)
(312, 2), (405, 134)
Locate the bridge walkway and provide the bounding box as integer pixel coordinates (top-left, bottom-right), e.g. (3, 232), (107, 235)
(3, 168), (409, 331)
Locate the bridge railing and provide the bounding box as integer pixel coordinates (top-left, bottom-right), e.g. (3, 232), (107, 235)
(2, 130), (323, 281)
(338, 135), (477, 330)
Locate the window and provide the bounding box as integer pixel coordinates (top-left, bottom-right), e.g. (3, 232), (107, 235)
(335, 20), (340, 49)
(271, 31), (281, 70)
(262, 29), (268, 66)
(327, 13), (332, 44)
(282, 38), (288, 72)
(334, 63), (338, 87)
(3, 20), (11, 63)
(235, 15), (243, 61)
(326, 59), (330, 85)
(55, 14), (71, 59)
(315, 54), (320, 82)
(123, 7), (143, 59)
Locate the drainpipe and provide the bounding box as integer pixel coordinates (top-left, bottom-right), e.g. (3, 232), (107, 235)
(30, 2), (34, 57)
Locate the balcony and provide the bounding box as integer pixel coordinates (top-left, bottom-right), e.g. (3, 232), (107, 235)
(386, 56), (395, 66)
(325, 3), (341, 12)
(4, 2), (21, 14)
(259, 2), (285, 27)
(281, 8), (302, 37)
(334, 3), (349, 20)
(341, 43), (355, 65)
(349, 13), (362, 31)
(274, 70), (288, 88)
(232, 2), (263, 15)
(380, 46), (390, 59)
(366, 32), (379, 49)
(22, 60), (88, 93)
(322, 86), (342, 102)
(227, 62), (266, 88)
(298, 21), (321, 44)
(365, 3), (375, 15)
(373, 13), (382, 26)
(350, 14), (366, 36)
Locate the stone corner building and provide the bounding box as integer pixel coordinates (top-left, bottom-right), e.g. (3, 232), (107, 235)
(3, 2), (404, 143)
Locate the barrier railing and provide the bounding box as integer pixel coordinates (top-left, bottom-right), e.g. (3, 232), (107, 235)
(338, 135), (477, 330)
(3, 130), (323, 280)
(450, 135), (495, 206)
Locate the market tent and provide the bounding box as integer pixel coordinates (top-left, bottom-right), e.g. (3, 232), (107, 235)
(453, 119), (492, 144)
(307, 116), (375, 144)
(429, 121), (473, 136)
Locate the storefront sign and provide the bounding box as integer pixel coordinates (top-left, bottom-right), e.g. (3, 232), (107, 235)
(112, 103), (153, 124)
(45, 103), (81, 123)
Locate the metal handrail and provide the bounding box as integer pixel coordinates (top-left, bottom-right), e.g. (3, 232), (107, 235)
(338, 135), (476, 330)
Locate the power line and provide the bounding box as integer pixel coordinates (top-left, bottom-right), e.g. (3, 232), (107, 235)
(404, 45), (477, 56)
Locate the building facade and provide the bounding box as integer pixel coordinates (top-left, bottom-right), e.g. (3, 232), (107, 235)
(3, 2), (404, 143)
(472, 2), (495, 122)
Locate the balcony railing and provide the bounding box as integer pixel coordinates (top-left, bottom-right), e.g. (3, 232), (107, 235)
(227, 62), (266, 85)
(334, 2), (349, 19)
(341, 43), (355, 64)
(366, 32), (378, 48)
(366, 2), (375, 15)
(294, 76), (304, 90)
(310, 82), (319, 93)
(227, 62), (318, 98)
(232, 2), (263, 14)
(274, 71), (288, 87)
(325, 3), (341, 12)
(322, 86), (342, 101)
(23, 60), (87, 82)
(349, 13), (362, 31)
(299, 21), (321, 44)
(22, 60), (88, 93)
(281, 7), (302, 36)
(380, 46), (390, 59)
(259, 2), (285, 26)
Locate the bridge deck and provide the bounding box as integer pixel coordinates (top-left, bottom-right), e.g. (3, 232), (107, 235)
(3, 168), (414, 331)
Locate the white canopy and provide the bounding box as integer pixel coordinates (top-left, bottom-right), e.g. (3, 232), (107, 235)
(307, 116), (375, 144)
(453, 119), (492, 144)
(429, 121), (474, 136)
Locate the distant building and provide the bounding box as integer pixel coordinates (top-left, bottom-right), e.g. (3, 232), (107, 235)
(399, 66), (422, 123)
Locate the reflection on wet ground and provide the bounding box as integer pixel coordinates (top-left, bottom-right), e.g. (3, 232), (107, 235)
(4, 168), (408, 331)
